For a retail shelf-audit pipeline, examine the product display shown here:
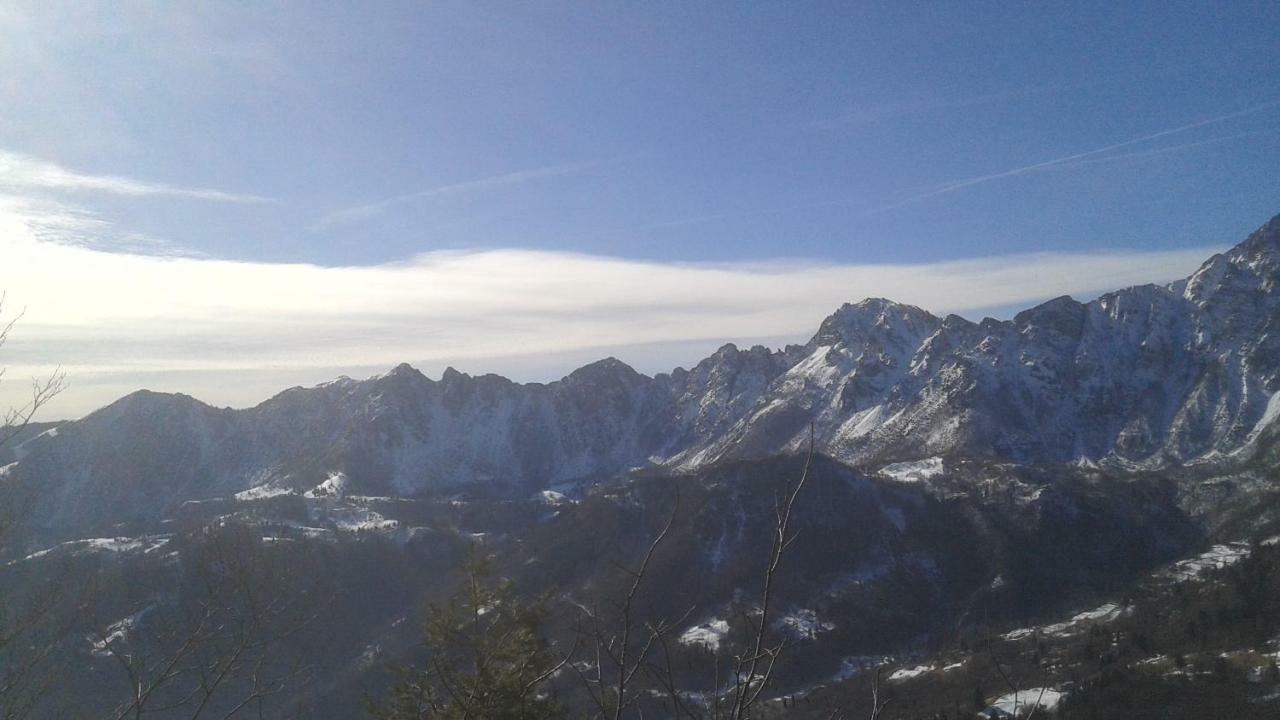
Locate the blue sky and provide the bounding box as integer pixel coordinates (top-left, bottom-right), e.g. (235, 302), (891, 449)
(1, 1), (1278, 416)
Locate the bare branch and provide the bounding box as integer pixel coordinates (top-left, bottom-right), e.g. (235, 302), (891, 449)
(729, 423), (815, 718)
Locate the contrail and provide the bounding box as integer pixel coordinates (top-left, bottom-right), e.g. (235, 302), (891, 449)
(564, 99), (1280, 241)
(869, 98), (1280, 213)
(311, 160), (600, 232)
(1054, 129), (1278, 170)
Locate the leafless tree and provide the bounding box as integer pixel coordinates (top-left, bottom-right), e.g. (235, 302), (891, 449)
(90, 526), (324, 719)
(720, 429), (814, 720)
(0, 293), (66, 452)
(984, 627), (1051, 720)
(866, 667), (891, 720)
(570, 491), (692, 719)
(0, 295), (67, 719)
(0, 576), (69, 720)
(0, 298), (317, 720)
(569, 426), (816, 720)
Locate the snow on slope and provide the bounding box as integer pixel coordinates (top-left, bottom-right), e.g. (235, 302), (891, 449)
(236, 484), (295, 501)
(1003, 602), (1129, 641)
(991, 687), (1065, 714)
(878, 457), (944, 483)
(17, 536), (170, 563)
(305, 471), (350, 499)
(888, 665), (934, 682)
(1160, 542), (1252, 580)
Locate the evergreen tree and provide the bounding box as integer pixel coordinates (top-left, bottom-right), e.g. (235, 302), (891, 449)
(372, 551), (566, 720)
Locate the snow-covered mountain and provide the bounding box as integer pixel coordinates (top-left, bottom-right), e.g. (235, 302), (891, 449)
(10, 214), (1280, 529)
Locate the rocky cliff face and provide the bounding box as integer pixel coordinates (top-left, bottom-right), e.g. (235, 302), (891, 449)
(9, 215), (1280, 530)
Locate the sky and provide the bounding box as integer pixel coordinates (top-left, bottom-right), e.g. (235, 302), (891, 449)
(0, 1), (1278, 418)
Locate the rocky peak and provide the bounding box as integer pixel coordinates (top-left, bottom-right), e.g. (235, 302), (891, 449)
(385, 362), (423, 378)
(439, 366), (470, 383)
(810, 298), (941, 348)
(694, 342), (779, 374)
(1184, 214), (1280, 304)
(371, 363), (430, 394)
(1014, 295), (1086, 343)
(99, 389), (213, 420)
(710, 342), (740, 358)
(564, 357), (644, 385)
(1229, 215), (1280, 297)
(912, 314), (981, 370)
(1228, 212), (1280, 265)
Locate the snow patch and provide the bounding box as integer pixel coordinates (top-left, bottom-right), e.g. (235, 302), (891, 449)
(1249, 391), (1280, 439)
(332, 507), (397, 532)
(23, 536), (174, 558)
(878, 457), (944, 483)
(1162, 543), (1250, 580)
(1003, 602), (1128, 641)
(775, 609), (834, 640)
(783, 346), (844, 390)
(90, 608), (151, 657)
(888, 665), (933, 682)
(356, 643), (383, 670)
(535, 490), (576, 506)
(305, 471), (349, 499)
(84, 537), (147, 552)
(680, 619), (730, 651)
(235, 484), (296, 501)
(991, 688), (1064, 715)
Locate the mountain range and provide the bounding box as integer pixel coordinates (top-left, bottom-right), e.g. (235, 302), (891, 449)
(8, 214), (1280, 535)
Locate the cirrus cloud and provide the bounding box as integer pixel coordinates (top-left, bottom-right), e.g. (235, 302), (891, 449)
(0, 149), (273, 204)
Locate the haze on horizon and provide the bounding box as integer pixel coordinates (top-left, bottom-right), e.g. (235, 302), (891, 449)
(0, 1), (1278, 418)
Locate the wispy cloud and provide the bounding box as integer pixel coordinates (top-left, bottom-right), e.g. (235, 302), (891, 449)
(0, 199), (1221, 418)
(0, 149), (273, 203)
(0, 194), (197, 256)
(312, 160), (599, 231)
(869, 99), (1280, 213)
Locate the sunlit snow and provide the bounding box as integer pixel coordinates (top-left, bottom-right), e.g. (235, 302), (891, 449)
(878, 457), (944, 483)
(679, 619), (730, 651)
(888, 665), (933, 682)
